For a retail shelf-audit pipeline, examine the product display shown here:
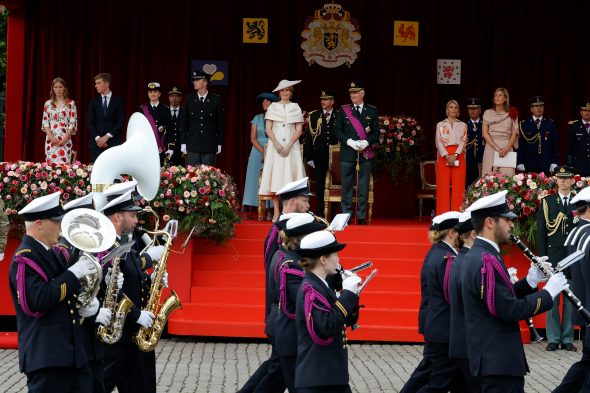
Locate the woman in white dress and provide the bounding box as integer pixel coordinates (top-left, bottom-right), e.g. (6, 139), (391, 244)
(259, 79), (305, 222)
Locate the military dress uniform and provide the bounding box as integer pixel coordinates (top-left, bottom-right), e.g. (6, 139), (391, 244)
(165, 86), (184, 166)
(304, 94), (339, 217)
(517, 97), (558, 174)
(567, 101), (590, 176)
(537, 167), (576, 351)
(465, 117), (484, 187)
(180, 71), (224, 166)
(334, 82), (380, 224)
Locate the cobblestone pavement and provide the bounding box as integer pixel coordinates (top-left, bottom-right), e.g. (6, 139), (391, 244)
(0, 338), (581, 392)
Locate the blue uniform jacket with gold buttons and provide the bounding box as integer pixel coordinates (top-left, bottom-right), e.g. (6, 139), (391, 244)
(180, 92), (224, 153)
(9, 235), (87, 374)
(568, 120), (590, 176)
(304, 109), (339, 167)
(334, 104), (380, 162)
(465, 119), (484, 166)
(461, 238), (553, 377)
(294, 272), (358, 389)
(423, 241), (456, 343)
(517, 117), (558, 173)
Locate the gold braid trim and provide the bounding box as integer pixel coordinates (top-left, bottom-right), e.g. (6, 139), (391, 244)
(335, 301), (348, 317)
(308, 114), (323, 144)
(533, 297), (542, 315)
(519, 120), (542, 154)
(465, 137), (478, 159)
(543, 198), (567, 236)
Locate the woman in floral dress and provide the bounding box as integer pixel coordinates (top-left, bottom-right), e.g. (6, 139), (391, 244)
(42, 77), (77, 164)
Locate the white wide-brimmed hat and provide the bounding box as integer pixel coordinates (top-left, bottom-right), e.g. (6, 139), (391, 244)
(272, 79), (301, 92)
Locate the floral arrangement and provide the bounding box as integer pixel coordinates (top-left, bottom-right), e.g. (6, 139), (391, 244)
(464, 172), (590, 248)
(372, 115), (426, 183)
(0, 161), (240, 243)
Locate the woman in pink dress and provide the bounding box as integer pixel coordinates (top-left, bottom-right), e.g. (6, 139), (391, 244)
(481, 87), (519, 175)
(41, 77), (77, 164)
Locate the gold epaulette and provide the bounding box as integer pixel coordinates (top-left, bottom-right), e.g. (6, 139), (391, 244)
(15, 249), (31, 256)
(307, 110), (318, 115)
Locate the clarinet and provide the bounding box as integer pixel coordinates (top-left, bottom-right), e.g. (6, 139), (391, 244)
(510, 234), (590, 326)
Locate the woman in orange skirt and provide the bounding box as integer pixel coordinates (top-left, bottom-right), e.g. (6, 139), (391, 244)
(436, 100), (467, 214)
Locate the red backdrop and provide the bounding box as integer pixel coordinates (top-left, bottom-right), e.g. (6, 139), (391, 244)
(7, 0), (590, 217)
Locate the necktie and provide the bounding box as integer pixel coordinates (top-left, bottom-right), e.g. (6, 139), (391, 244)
(200, 96), (205, 103)
(102, 96), (108, 114)
(586, 123), (590, 132)
(355, 105), (361, 116)
(324, 112), (330, 120)
(535, 118), (541, 129)
(172, 109), (178, 120)
(564, 196), (568, 210)
(152, 105), (157, 111)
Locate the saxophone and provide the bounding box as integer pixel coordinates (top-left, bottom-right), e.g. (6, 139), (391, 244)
(97, 252), (134, 344)
(135, 228), (182, 352)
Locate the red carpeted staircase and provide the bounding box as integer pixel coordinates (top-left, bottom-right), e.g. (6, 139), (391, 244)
(168, 219), (432, 342)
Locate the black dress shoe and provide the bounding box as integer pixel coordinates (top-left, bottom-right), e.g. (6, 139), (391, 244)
(562, 343), (578, 352)
(546, 343), (559, 351)
(357, 219), (367, 225)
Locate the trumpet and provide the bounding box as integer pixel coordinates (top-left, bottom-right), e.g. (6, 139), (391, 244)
(510, 235), (590, 326)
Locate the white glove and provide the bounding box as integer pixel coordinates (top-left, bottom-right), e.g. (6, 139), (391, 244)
(526, 259), (550, 288)
(346, 138), (359, 151)
(95, 307), (112, 326)
(516, 164), (525, 171)
(0, 253), (4, 262)
(217, 145), (222, 155)
(544, 272), (569, 298)
(145, 245), (165, 262)
(342, 275), (362, 293)
(359, 140), (369, 150)
(151, 271), (169, 288)
(78, 297), (99, 318)
(550, 163), (557, 172)
(165, 150), (174, 159)
(181, 144), (187, 154)
(68, 255), (98, 279)
(307, 160), (315, 169)
(105, 268), (124, 291)
(136, 310), (155, 328)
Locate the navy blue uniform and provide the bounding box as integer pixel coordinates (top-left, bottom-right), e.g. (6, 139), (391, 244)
(449, 246), (480, 392)
(102, 238), (155, 393)
(567, 120), (590, 176)
(553, 219), (590, 393)
(517, 117), (558, 174)
(465, 118), (484, 187)
(140, 102), (172, 165)
(165, 106), (185, 166)
(304, 109), (339, 217)
(295, 272), (358, 392)
(9, 235), (91, 392)
(461, 238), (553, 391)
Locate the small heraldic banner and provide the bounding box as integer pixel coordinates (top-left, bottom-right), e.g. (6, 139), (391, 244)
(243, 18), (268, 43)
(437, 59), (461, 85)
(393, 21), (419, 46)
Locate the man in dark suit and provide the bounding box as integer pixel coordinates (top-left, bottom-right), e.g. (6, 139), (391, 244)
(165, 86), (184, 166)
(553, 186), (590, 393)
(516, 96), (558, 175)
(304, 91), (339, 217)
(334, 82), (379, 225)
(138, 82), (172, 165)
(537, 165), (577, 352)
(462, 190), (567, 392)
(87, 73), (126, 162)
(567, 100), (590, 176)
(180, 70), (224, 166)
(8, 191), (99, 391)
(464, 97), (484, 187)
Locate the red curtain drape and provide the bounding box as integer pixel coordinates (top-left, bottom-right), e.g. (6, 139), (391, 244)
(16, 0), (590, 217)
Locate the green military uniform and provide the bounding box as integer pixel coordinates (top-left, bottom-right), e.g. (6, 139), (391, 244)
(0, 199), (9, 256)
(536, 165), (576, 350)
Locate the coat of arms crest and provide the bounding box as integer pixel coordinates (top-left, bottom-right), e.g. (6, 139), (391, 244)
(301, 3), (361, 68)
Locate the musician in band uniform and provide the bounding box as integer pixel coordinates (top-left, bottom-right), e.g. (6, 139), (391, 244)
(304, 91), (339, 217)
(461, 190), (568, 392)
(8, 192), (99, 392)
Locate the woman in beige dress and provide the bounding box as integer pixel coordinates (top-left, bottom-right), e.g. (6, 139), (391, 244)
(259, 79), (305, 222)
(481, 87), (519, 175)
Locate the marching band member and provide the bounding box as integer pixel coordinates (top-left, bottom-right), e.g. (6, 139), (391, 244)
(553, 186), (590, 392)
(9, 191), (98, 391)
(292, 230), (360, 393)
(448, 212), (480, 392)
(62, 193), (114, 393)
(407, 211), (466, 392)
(270, 213), (327, 391)
(99, 191), (163, 393)
(461, 190), (568, 392)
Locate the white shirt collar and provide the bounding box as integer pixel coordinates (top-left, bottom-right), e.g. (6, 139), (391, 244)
(441, 240), (458, 255)
(34, 239), (50, 251)
(102, 91), (112, 99)
(150, 102), (159, 107)
(353, 103), (363, 112)
(323, 109), (332, 116)
(198, 92), (208, 100)
(477, 236), (500, 253)
(559, 191), (571, 200)
(533, 116), (543, 122)
(470, 118), (480, 123)
(170, 106), (180, 110)
(312, 272), (330, 288)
